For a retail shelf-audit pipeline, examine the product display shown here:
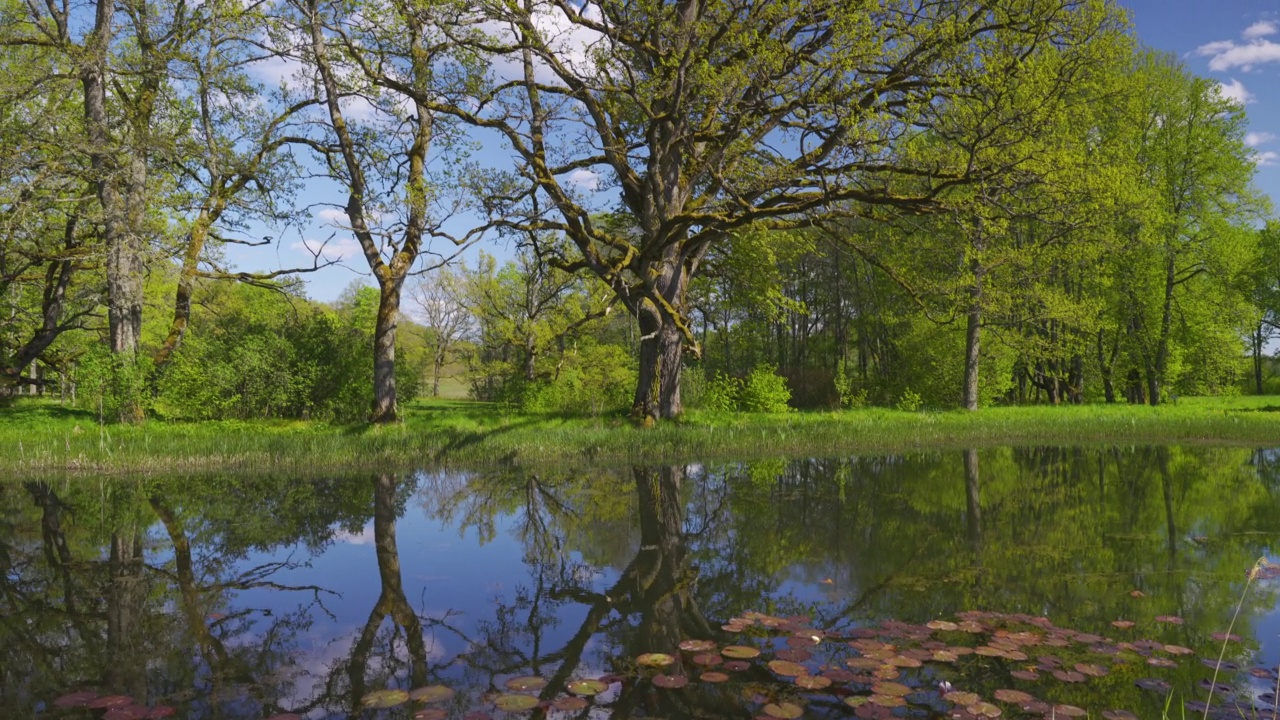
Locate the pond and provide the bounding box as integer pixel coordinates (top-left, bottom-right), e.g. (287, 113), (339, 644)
(7, 446), (1280, 720)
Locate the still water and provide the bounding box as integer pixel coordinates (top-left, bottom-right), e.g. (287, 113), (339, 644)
(7, 446), (1280, 720)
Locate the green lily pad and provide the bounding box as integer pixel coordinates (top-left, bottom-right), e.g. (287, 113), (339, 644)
(763, 702), (803, 719)
(566, 680), (606, 696)
(552, 697), (588, 711)
(410, 686), (455, 703)
(504, 676), (546, 691)
(767, 660), (807, 677)
(636, 652), (676, 667)
(362, 689), (410, 709)
(720, 645), (760, 659)
(494, 694), (539, 712)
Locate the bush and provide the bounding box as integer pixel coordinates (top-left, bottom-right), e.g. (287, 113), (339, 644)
(739, 364), (792, 413)
(701, 371), (742, 413)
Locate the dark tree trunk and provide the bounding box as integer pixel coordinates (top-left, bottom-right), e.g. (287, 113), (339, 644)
(372, 278), (403, 423)
(1097, 329), (1116, 403)
(432, 348), (445, 397)
(106, 531), (148, 700)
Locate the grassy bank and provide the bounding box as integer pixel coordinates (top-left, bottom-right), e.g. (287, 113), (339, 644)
(2, 395), (1280, 478)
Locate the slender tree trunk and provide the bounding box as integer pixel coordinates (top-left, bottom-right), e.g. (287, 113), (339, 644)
(1254, 325), (1265, 395)
(156, 211), (218, 366)
(1097, 329), (1116, 403)
(432, 347), (445, 397)
(962, 266), (984, 411)
(1150, 256), (1177, 406)
(371, 278), (403, 423)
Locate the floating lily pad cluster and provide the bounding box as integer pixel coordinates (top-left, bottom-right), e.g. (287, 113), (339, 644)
(43, 609), (1280, 720)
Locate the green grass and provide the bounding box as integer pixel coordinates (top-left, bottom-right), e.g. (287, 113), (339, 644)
(3, 395), (1280, 478)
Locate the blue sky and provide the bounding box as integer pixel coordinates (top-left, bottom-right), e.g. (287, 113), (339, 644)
(237, 2), (1280, 304)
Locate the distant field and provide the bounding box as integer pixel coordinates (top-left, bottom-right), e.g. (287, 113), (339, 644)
(3, 394), (1280, 478)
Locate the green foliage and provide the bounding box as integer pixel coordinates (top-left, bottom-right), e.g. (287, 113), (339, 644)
(833, 365), (866, 409)
(519, 343), (635, 416)
(75, 347), (151, 424)
(700, 372), (742, 414)
(738, 365), (792, 413)
(895, 388), (924, 413)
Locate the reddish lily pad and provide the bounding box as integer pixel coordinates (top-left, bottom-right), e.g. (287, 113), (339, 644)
(552, 697), (589, 711)
(652, 674), (688, 689)
(1102, 711), (1138, 720)
(147, 708), (176, 719)
(410, 686), (456, 703)
(700, 671), (730, 683)
(1052, 670), (1085, 683)
(1052, 704), (1087, 717)
(1155, 615), (1184, 625)
(88, 696), (134, 710)
(1110, 620), (1135, 629)
(993, 689), (1033, 704)
(1211, 632), (1242, 642)
(1074, 663), (1108, 677)
(54, 692), (99, 709)
(1010, 670), (1039, 681)
(494, 694), (539, 712)
(927, 620), (960, 631)
(868, 694), (905, 708)
(692, 653), (722, 667)
(414, 710), (448, 720)
(1146, 657), (1177, 668)
(724, 660), (751, 671)
(1163, 644), (1194, 656)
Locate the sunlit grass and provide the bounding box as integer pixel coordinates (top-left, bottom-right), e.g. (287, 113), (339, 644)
(3, 395), (1280, 478)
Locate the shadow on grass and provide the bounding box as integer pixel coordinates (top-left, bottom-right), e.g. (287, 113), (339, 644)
(0, 400), (95, 424)
(1234, 405), (1280, 413)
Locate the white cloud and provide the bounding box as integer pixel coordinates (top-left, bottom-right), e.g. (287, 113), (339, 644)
(565, 169), (601, 191)
(333, 524), (376, 545)
(315, 207), (348, 224)
(1246, 131), (1277, 147)
(292, 236), (364, 262)
(1243, 20), (1279, 40)
(1256, 150), (1279, 167)
(1216, 78), (1254, 104)
(1196, 38), (1280, 72)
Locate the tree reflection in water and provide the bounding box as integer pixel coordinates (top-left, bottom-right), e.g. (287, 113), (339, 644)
(4, 446), (1280, 719)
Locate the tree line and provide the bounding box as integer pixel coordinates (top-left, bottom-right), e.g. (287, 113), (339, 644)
(1, 0), (1275, 422)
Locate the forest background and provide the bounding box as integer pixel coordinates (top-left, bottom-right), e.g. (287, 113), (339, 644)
(3, 0), (1280, 433)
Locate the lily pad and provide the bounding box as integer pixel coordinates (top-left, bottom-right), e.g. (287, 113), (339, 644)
(54, 691), (99, 709)
(795, 674), (831, 690)
(414, 710), (448, 720)
(494, 694), (539, 712)
(993, 689), (1033, 703)
(1135, 678), (1172, 692)
(652, 674), (688, 689)
(1154, 615), (1184, 625)
(679, 639), (718, 652)
(1102, 711), (1138, 720)
(566, 679), (607, 696)
(776, 649), (811, 662)
(362, 690), (410, 709)
(147, 708), (177, 719)
(1051, 670), (1085, 683)
(1074, 663), (1108, 677)
(692, 653), (722, 667)
(1110, 620), (1135, 629)
(927, 620), (959, 631)
(724, 660), (751, 671)
(868, 694), (905, 708)
(1163, 644), (1194, 656)
(1010, 670), (1039, 681)
(504, 677), (546, 691)
(553, 697), (589, 711)
(721, 645), (760, 659)
(88, 696), (134, 709)
(410, 686), (456, 703)
(968, 701), (1002, 718)
(763, 701), (803, 719)
(871, 681), (911, 697)
(767, 660), (807, 677)
(1052, 705), (1087, 718)
(700, 671), (730, 683)
(636, 652), (676, 667)
(944, 691), (980, 705)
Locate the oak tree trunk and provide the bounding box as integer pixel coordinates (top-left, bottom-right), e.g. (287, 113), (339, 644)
(371, 279), (403, 423)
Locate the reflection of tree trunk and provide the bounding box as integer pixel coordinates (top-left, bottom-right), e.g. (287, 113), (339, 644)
(343, 475), (428, 713)
(150, 498), (233, 673)
(963, 450), (982, 554)
(1156, 447), (1176, 561)
(632, 465), (714, 649)
(106, 531), (148, 700)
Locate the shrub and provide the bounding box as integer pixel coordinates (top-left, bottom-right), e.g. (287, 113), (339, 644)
(739, 364), (792, 413)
